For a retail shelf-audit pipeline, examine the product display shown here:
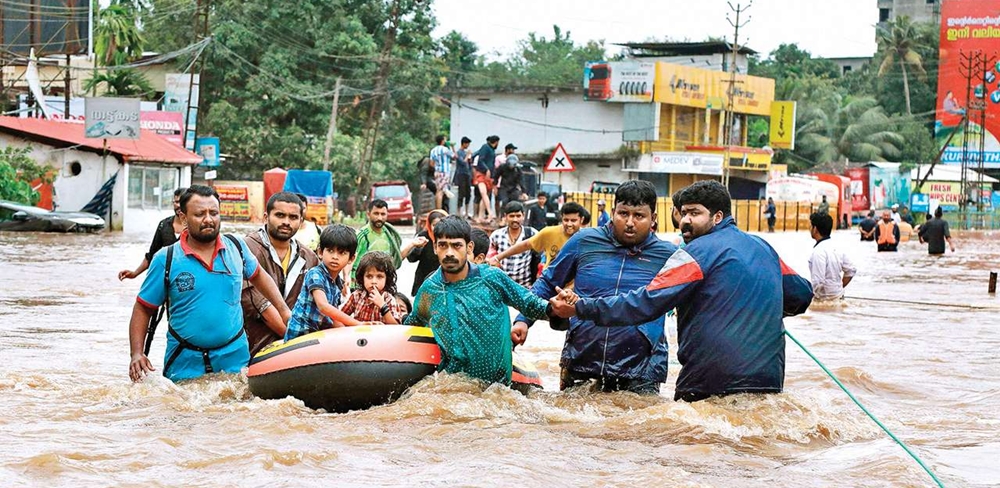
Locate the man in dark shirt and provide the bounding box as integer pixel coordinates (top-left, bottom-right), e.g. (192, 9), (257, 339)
(858, 211), (877, 241)
(453, 136), (473, 218)
(473, 135), (499, 222)
(495, 144), (523, 206)
(526, 192), (549, 231)
(118, 187), (187, 281)
(918, 207), (955, 255)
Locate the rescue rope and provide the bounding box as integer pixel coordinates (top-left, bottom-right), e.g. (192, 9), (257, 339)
(784, 329), (945, 488)
(844, 295), (998, 311)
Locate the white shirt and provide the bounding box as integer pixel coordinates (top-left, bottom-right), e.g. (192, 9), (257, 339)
(891, 211), (901, 223)
(808, 238), (857, 300)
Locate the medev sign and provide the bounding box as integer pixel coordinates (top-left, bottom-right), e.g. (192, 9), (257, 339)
(84, 97), (140, 139)
(633, 152), (723, 175)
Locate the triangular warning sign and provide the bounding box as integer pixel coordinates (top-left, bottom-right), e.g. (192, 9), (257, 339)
(545, 143), (575, 172)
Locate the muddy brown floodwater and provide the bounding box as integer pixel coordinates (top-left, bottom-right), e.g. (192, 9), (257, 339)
(1, 225), (998, 487)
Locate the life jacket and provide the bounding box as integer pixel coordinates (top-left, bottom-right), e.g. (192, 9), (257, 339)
(877, 220), (897, 245)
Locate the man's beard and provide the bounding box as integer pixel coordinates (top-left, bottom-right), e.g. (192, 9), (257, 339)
(372, 219), (385, 229)
(267, 224), (295, 242)
(191, 225), (220, 243)
(441, 257), (464, 273)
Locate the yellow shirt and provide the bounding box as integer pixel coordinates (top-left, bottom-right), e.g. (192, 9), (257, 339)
(279, 246), (292, 274)
(528, 225), (570, 267)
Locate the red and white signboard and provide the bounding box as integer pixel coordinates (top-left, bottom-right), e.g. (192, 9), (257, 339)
(545, 143), (576, 172)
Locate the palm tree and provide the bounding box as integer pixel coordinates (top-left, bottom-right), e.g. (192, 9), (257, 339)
(83, 69), (155, 98)
(877, 16), (927, 115)
(793, 93), (905, 167)
(95, 2), (145, 65)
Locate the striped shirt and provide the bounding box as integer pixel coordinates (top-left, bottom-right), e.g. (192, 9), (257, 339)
(489, 225), (536, 287)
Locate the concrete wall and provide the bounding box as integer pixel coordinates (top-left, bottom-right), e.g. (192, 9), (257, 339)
(449, 92), (624, 155)
(0, 133), (191, 232)
(878, 0), (939, 24)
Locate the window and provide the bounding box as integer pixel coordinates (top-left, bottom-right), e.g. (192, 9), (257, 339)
(843, 66), (853, 75)
(128, 166), (180, 210)
(926, 0), (935, 4)
(879, 8), (890, 22)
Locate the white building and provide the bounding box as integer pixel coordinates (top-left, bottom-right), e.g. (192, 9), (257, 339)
(447, 87), (627, 193)
(0, 117), (201, 232)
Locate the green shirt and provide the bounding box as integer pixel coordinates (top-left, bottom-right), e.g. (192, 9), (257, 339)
(367, 228), (392, 254)
(405, 263), (550, 385)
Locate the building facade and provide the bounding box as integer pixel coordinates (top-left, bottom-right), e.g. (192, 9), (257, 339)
(878, 0), (941, 25)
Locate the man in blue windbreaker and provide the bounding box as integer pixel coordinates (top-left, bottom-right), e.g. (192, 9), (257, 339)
(551, 180), (813, 402)
(512, 181), (677, 394)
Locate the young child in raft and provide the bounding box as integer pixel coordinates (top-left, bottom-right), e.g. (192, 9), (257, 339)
(340, 251), (406, 324)
(284, 225), (363, 341)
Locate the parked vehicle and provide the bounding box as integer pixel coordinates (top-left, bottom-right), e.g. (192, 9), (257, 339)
(369, 181), (414, 225)
(0, 201), (105, 232)
(589, 181), (620, 194)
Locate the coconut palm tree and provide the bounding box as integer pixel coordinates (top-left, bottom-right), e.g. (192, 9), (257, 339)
(792, 92), (905, 168)
(877, 15), (927, 115)
(83, 69), (155, 98)
(95, 2), (145, 66)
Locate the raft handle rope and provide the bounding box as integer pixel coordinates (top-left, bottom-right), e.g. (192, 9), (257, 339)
(784, 329), (945, 488)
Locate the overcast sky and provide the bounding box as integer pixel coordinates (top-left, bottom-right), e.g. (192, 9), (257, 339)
(433, 0), (878, 60)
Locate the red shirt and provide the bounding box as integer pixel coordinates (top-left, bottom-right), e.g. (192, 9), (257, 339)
(340, 290), (406, 323)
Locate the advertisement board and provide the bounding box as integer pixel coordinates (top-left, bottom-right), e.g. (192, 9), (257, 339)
(629, 152), (724, 175)
(216, 185), (251, 221)
(583, 62), (655, 102)
(165, 74), (200, 149)
(84, 97), (141, 139)
(935, 0), (1000, 168)
(195, 137), (220, 167)
(652, 63), (774, 116)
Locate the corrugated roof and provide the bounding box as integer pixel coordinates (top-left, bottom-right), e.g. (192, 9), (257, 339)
(616, 41), (757, 56)
(0, 116), (203, 165)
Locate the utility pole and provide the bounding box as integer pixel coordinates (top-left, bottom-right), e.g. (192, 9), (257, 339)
(322, 76), (342, 172)
(976, 52), (996, 215)
(722, 1), (751, 189)
(64, 54), (71, 117)
(357, 0), (401, 198)
(957, 50), (980, 226)
(183, 0), (211, 151)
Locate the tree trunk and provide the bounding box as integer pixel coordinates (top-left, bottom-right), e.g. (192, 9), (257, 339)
(900, 58), (911, 115)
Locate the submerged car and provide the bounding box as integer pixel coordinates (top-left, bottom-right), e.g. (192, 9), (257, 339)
(0, 201), (105, 233)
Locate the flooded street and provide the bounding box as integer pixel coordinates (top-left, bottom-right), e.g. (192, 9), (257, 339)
(1, 225), (998, 487)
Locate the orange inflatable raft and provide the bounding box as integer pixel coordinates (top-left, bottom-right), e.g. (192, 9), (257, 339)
(247, 325), (543, 412)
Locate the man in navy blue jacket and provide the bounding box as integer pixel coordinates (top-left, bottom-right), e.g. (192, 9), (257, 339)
(551, 180), (813, 402)
(513, 181), (677, 394)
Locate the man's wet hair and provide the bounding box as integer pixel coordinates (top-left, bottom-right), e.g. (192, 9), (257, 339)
(673, 180), (731, 218)
(536, 191), (548, 199)
(435, 134), (446, 145)
(810, 211), (833, 237)
(615, 180), (657, 212)
(173, 187), (188, 198)
(369, 198), (388, 211)
(460, 136), (471, 144)
(319, 224), (358, 257)
(503, 201), (525, 215)
(267, 191), (306, 214)
(179, 185), (219, 212)
(354, 251), (397, 296)
(934, 206), (943, 218)
(471, 228), (490, 257)
(868, 210), (875, 218)
(486, 135), (500, 144)
(433, 216), (472, 242)
(560, 202), (586, 218)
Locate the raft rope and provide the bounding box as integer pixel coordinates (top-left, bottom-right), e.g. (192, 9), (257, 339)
(844, 295), (998, 311)
(784, 329), (946, 488)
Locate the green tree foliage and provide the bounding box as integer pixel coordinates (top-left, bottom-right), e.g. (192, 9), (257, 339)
(464, 25), (607, 88)
(876, 16), (929, 115)
(0, 147), (52, 205)
(90, 0), (155, 99)
(750, 32), (938, 169)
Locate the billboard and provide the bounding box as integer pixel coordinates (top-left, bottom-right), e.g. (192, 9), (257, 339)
(84, 97), (141, 139)
(164, 74), (200, 150)
(583, 62), (655, 102)
(17, 95), (183, 145)
(935, 0), (1000, 168)
(216, 185), (251, 221)
(1, 0), (91, 56)
(652, 63), (775, 116)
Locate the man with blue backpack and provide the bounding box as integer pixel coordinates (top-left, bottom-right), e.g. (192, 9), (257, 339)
(127, 185), (290, 382)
